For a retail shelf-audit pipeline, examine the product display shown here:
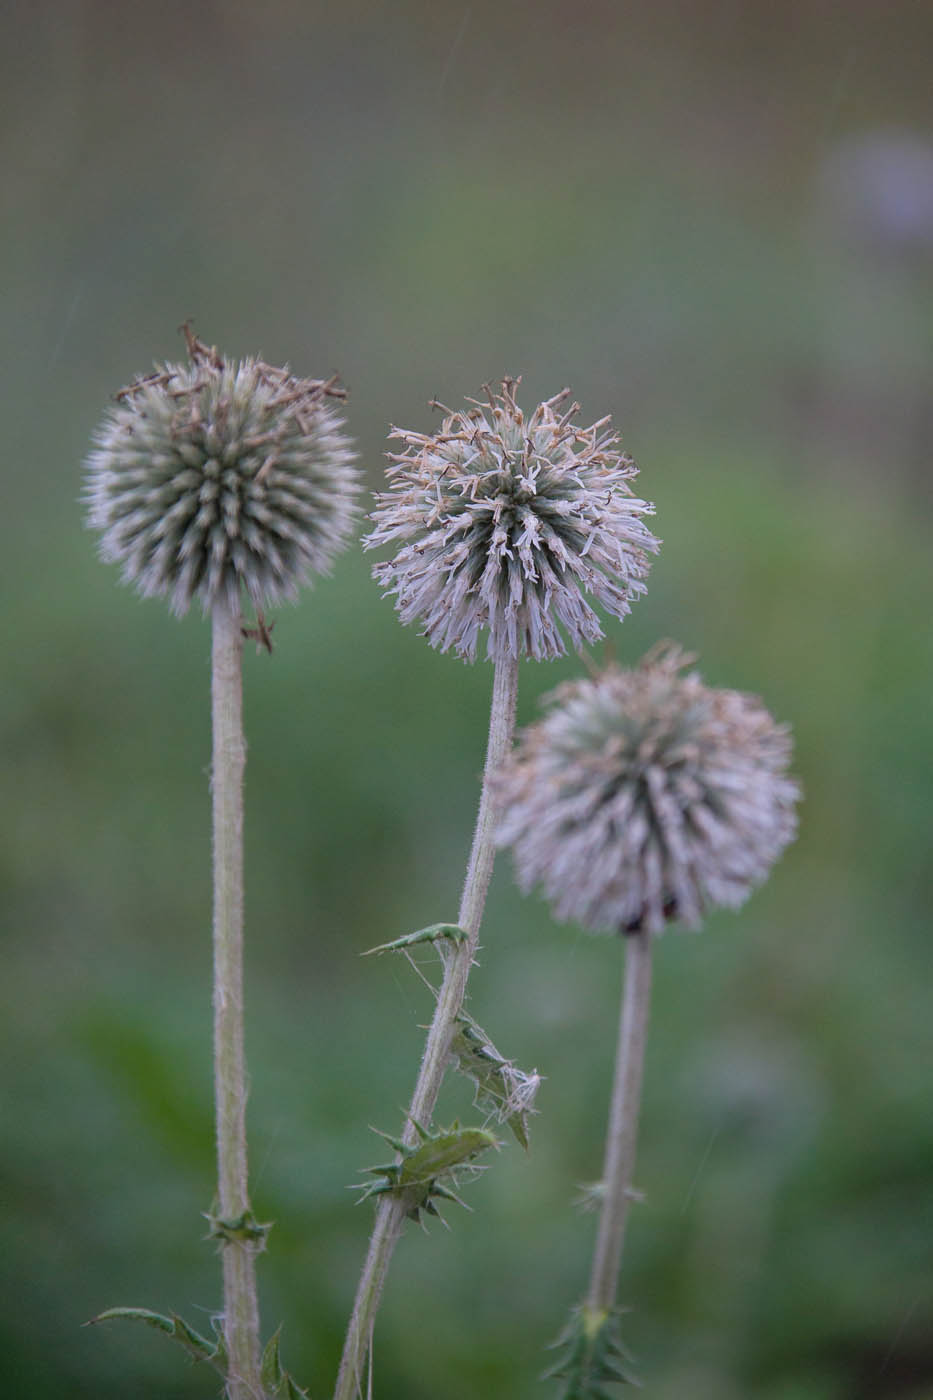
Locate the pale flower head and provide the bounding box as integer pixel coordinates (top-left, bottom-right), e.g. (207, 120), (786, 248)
(495, 644), (800, 934)
(364, 379), (659, 662)
(85, 330), (359, 616)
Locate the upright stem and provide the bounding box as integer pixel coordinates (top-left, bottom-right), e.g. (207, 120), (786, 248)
(586, 928), (653, 1316)
(334, 652), (520, 1400)
(212, 594), (263, 1400)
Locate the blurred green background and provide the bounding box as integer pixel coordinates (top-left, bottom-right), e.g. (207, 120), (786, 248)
(2, 1), (932, 1396)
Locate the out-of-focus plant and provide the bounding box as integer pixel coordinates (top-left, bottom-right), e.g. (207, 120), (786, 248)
(496, 645), (800, 1395)
(84, 326), (359, 1400)
(334, 378), (659, 1400)
(81, 347), (800, 1400)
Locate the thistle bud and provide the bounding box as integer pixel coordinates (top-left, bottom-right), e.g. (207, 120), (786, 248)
(85, 331), (359, 615)
(365, 379), (659, 662)
(496, 645), (800, 934)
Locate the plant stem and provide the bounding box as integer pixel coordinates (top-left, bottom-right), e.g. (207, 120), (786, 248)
(334, 652), (520, 1400)
(586, 928), (653, 1317)
(212, 594), (263, 1400)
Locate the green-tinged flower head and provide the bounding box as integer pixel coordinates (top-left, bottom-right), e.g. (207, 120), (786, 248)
(85, 329), (360, 616)
(365, 378), (659, 662)
(496, 644), (800, 934)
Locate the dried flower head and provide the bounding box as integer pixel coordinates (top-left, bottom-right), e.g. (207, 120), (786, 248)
(496, 644), (799, 934)
(85, 330), (359, 616)
(365, 379), (659, 662)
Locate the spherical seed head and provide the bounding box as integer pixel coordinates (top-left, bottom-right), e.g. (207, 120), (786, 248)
(495, 644), (800, 934)
(85, 335), (360, 616)
(364, 379), (659, 662)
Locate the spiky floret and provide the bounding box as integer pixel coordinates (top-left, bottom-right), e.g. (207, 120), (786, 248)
(355, 1120), (499, 1224)
(496, 644), (800, 934)
(85, 331), (359, 616)
(365, 378), (659, 662)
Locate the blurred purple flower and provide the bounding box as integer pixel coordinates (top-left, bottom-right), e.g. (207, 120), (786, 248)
(496, 644), (800, 934)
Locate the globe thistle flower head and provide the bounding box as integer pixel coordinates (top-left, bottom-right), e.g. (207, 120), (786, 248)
(365, 379), (659, 662)
(495, 644), (800, 934)
(85, 330), (360, 616)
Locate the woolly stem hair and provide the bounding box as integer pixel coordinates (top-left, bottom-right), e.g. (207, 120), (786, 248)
(210, 595), (263, 1400)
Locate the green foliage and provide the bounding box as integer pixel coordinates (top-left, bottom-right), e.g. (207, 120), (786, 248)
(543, 1305), (639, 1398)
(361, 923), (467, 957)
(203, 1205), (274, 1247)
(90, 1309), (311, 1398)
(357, 1121), (499, 1223)
(89, 1308), (225, 1374)
(261, 1329), (311, 1400)
(449, 1010), (540, 1150)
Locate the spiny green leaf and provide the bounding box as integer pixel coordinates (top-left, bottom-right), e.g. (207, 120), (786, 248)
(397, 1123), (499, 1185)
(209, 1315), (228, 1373)
(543, 1303), (640, 1397)
(361, 923), (467, 956)
(261, 1329), (285, 1389)
(261, 1327), (311, 1399)
(450, 1011), (541, 1149)
(204, 1206), (273, 1246)
(89, 1307), (223, 1372)
(355, 1121), (499, 1223)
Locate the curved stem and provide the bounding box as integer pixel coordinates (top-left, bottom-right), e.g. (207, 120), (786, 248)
(586, 928), (653, 1316)
(334, 652), (520, 1400)
(212, 595), (263, 1400)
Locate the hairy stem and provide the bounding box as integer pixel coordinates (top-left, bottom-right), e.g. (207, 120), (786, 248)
(212, 594), (263, 1400)
(586, 928), (653, 1316)
(334, 652), (520, 1400)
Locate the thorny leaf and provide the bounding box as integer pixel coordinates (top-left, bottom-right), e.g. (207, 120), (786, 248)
(88, 1307), (225, 1374)
(261, 1327), (312, 1399)
(355, 1120), (499, 1225)
(543, 1304), (640, 1398)
(204, 1205), (273, 1247)
(361, 922), (467, 957)
(449, 1010), (541, 1149)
